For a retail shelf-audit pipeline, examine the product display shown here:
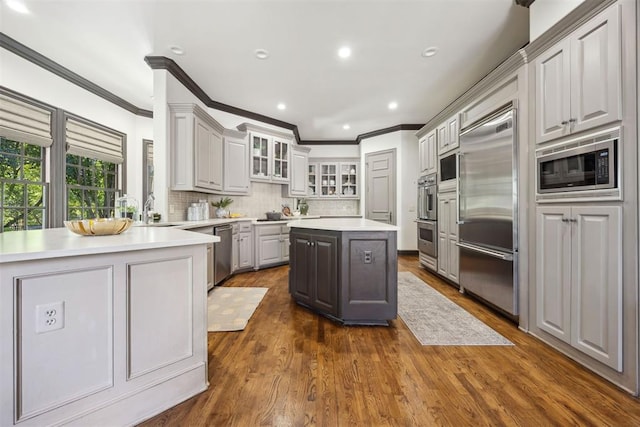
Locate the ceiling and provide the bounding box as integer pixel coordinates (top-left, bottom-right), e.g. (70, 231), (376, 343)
(1, 0), (530, 142)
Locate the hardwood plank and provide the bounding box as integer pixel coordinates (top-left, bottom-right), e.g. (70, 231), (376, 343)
(139, 255), (640, 426)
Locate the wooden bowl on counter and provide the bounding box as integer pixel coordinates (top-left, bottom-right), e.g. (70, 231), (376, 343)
(64, 218), (134, 236)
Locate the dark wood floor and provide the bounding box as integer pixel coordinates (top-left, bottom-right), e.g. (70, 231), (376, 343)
(141, 255), (640, 426)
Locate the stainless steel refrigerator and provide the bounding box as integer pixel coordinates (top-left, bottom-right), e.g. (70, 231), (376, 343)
(458, 104), (518, 316)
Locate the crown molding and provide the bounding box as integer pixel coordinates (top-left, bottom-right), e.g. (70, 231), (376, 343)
(1, 33), (153, 118)
(515, 0), (535, 8)
(357, 124), (424, 143)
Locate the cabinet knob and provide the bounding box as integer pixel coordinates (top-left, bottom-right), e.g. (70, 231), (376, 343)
(569, 118), (577, 123)
(561, 121), (569, 125)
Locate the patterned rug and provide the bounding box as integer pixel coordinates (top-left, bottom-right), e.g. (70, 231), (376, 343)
(207, 287), (268, 332)
(397, 272), (513, 346)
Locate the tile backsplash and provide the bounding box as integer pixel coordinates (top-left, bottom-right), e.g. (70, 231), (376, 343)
(168, 183), (360, 221)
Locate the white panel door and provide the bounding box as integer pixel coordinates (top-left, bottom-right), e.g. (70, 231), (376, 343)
(570, 4), (621, 134)
(195, 117), (212, 188)
(536, 206), (572, 343)
(426, 130), (437, 175)
(446, 114), (459, 152)
(571, 206), (622, 371)
(238, 232), (254, 269)
(535, 39), (571, 144)
(210, 130), (223, 191)
(259, 235), (282, 265)
(365, 150), (395, 224)
(436, 122), (448, 154)
(289, 147), (308, 196)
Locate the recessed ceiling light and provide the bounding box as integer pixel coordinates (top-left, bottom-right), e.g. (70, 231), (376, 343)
(422, 47), (438, 58)
(343, 124), (351, 130)
(338, 46), (351, 59)
(169, 45), (185, 55)
(388, 101), (398, 110)
(6, 0), (30, 14)
(277, 103), (286, 111)
(255, 49), (270, 60)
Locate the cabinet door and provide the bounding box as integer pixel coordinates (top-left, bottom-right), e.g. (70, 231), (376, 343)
(258, 235), (282, 266)
(307, 163), (318, 197)
(446, 192), (458, 240)
(209, 130), (223, 190)
(312, 234), (338, 316)
(418, 137), (426, 174)
(446, 115), (459, 152)
(289, 233), (312, 303)
(289, 147), (308, 196)
(195, 117), (213, 188)
(272, 139), (289, 182)
(250, 134), (270, 180)
(536, 206), (572, 343)
(571, 206), (622, 371)
(425, 131), (437, 175)
(238, 232), (253, 269)
(224, 136), (249, 194)
(436, 122), (448, 154)
(319, 163), (338, 197)
(535, 39), (571, 144)
(232, 233), (239, 272)
(447, 238), (459, 284)
(339, 162), (358, 198)
(570, 4), (621, 135)
(281, 234), (290, 261)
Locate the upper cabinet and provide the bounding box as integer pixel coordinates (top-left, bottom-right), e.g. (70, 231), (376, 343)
(285, 144), (310, 197)
(419, 130), (437, 176)
(238, 123), (293, 184)
(169, 104), (224, 193)
(437, 114), (459, 156)
(223, 129), (250, 195)
(535, 4), (621, 144)
(308, 158), (360, 199)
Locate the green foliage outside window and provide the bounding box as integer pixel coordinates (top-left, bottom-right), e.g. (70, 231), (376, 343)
(65, 154), (118, 220)
(0, 138), (46, 232)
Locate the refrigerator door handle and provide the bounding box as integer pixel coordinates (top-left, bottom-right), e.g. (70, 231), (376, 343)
(456, 241), (513, 261)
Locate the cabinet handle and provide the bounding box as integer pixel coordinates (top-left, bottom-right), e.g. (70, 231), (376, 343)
(561, 121), (569, 125)
(569, 118), (577, 123)
(562, 217), (569, 222)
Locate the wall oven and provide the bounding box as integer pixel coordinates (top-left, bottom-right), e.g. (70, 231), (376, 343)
(417, 173), (437, 220)
(537, 129), (618, 194)
(417, 219), (437, 258)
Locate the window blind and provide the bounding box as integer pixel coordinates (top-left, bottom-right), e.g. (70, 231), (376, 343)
(66, 117), (124, 164)
(0, 93), (53, 147)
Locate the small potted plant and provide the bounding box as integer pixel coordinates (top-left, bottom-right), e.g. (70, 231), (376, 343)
(211, 197), (233, 218)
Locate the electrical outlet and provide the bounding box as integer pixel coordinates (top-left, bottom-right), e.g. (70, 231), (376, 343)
(169, 204), (176, 214)
(35, 301), (65, 333)
(364, 251), (373, 264)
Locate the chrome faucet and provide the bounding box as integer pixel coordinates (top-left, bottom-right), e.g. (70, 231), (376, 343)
(142, 193), (155, 224)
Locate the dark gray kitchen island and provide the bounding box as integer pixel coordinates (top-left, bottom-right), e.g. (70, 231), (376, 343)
(287, 218), (398, 325)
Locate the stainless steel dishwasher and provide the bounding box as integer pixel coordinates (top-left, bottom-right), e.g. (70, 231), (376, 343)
(214, 224), (233, 286)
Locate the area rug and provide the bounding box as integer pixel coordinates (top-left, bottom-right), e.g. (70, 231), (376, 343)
(207, 287), (268, 332)
(397, 272), (513, 346)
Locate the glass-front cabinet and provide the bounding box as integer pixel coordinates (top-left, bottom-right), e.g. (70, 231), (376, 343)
(237, 123), (292, 184)
(250, 134), (269, 179)
(308, 163), (318, 196)
(307, 158), (359, 199)
(272, 138), (289, 182)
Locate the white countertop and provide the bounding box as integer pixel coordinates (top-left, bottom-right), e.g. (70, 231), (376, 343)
(287, 218), (398, 232)
(143, 215), (321, 229)
(0, 227), (219, 264)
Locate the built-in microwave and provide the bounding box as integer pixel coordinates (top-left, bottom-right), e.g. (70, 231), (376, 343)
(440, 153), (457, 182)
(536, 131), (618, 194)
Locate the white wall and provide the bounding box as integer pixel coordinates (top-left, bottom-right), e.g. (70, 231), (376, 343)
(530, 0), (585, 41)
(308, 144), (360, 158)
(359, 130), (419, 251)
(0, 49), (153, 209)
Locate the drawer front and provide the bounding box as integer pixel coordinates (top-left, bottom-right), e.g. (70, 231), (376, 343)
(257, 225), (282, 236)
(239, 222), (252, 233)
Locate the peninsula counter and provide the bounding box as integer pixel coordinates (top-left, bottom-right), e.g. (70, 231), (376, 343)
(287, 218), (398, 325)
(0, 227), (218, 426)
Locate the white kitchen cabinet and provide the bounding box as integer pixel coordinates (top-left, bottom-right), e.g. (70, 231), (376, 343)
(436, 114), (459, 156)
(437, 189), (458, 283)
(535, 4), (621, 144)
(223, 129), (250, 194)
(255, 224), (290, 269)
(170, 104), (224, 193)
(308, 158), (360, 199)
(233, 221), (254, 272)
(536, 205), (622, 371)
(419, 130), (437, 176)
(285, 145), (310, 197)
(238, 123), (293, 184)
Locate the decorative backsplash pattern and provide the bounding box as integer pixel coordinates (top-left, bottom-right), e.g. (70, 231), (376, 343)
(168, 184), (360, 221)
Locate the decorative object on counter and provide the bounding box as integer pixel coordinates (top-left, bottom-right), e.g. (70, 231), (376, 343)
(282, 204), (292, 217)
(64, 217), (134, 236)
(397, 272), (512, 346)
(266, 210), (282, 221)
(211, 197), (233, 218)
(298, 199), (309, 215)
(115, 194), (139, 220)
(207, 287), (268, 332)
(199, 199), (209, 219)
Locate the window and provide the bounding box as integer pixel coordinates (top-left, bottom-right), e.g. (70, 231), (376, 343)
(66, 154), (118, 220)
(0, 138), (47, 231)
